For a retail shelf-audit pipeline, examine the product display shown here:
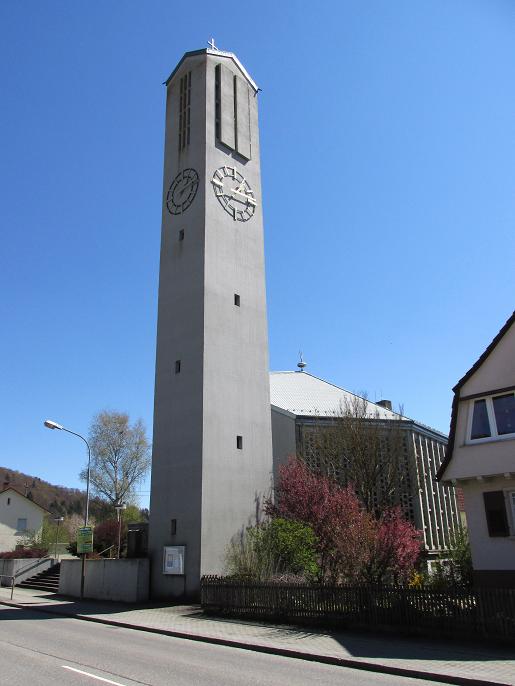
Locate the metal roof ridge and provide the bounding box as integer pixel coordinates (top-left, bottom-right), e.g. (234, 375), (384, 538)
(164, 48), (259, 91)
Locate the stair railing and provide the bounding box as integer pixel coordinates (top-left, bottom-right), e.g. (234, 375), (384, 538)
(0, 555), (54, 599)
(98, 545), (115, 558)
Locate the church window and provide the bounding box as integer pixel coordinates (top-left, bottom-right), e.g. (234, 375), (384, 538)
(7, 498), (10, 505)
(178, 71), (191, 151)
(234, 294), (240, 307)
(215, 65), (221, 140)
(236, 435), (243, 450)
(175, 360), (181, 374)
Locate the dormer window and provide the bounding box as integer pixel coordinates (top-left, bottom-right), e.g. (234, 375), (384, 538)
(468, 392), (515, 442)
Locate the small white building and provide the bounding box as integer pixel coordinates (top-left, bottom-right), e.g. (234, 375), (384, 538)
(438, 311), (515, 587)
(0, 487), (48, 552)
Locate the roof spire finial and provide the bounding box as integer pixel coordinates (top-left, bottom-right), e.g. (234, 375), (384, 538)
(207, 37), (219, 51)
(297, 351), (307, 372)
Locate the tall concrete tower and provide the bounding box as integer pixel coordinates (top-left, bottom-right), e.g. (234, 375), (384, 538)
(148, 46), (273, 599)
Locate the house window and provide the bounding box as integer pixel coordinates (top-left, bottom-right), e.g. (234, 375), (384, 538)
(492, 394), (515, 435)
(16, 518), (27, 532)
(471, 399), (490, 439)
(468, 392), (515, 442)
(510, 492), (515, 533)
(483, 491), (509, 537)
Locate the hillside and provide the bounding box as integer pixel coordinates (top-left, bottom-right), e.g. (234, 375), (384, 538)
(0, 467), (110, 519)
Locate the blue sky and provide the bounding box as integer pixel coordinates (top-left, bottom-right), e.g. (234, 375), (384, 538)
(1, 1), (514, 506)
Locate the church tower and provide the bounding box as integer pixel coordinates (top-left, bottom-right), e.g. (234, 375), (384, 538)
(148, 46), (273, 598)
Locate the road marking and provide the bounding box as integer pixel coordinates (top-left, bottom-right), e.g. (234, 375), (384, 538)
(62, 665), (127, 685)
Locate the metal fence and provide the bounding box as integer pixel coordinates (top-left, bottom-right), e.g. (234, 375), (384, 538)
(201, 576), (515, 643)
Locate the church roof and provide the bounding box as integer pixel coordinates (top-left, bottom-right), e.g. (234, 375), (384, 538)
(269, 371), (403, 420)
(165, 48), (259, 92)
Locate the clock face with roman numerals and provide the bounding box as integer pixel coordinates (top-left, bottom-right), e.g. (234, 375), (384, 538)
(211, 166), (256, 222)
(166, 168), (199, 215)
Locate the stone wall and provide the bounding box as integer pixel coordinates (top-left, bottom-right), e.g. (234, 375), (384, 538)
(59, 558), (149, 602)
(0, 557), (53, 586)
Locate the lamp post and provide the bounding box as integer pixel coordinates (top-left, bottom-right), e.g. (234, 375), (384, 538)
(44, 419), (92, 598)
(53, 516), (64, 561)
(114, 502), (126, 559)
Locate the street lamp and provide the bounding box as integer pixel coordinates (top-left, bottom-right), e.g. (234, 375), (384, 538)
(53, 516), (64, 561)
(114, 502), (126, 559)
(44, 419), (92, 598)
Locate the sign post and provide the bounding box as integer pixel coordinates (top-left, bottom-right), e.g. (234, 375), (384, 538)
(77, 526), (94, 598)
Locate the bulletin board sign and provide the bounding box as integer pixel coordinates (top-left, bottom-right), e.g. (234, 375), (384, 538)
(163, 545), (185, 575)
(77, 526), (93, 554)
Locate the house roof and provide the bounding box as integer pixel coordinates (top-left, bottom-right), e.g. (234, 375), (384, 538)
(270, 371), (404, 420)
(437, 310), (515, 481)
(164, 48), (259, 92)
(0, 487), (51, 514)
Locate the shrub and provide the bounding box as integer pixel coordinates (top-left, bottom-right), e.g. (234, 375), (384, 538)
(267, 457), (421, 584)
(0, 547), (48, 559)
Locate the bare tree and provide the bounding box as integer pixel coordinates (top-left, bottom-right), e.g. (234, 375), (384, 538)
(80, 411), (151, 506)
(300, 395), (411, 518)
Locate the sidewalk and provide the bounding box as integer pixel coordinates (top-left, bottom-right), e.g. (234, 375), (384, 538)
(1, 586), (514, 686)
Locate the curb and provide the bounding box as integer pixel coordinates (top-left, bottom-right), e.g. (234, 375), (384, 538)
(0, 599), (511, 686)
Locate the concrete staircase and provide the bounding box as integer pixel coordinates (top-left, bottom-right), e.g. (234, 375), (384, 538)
(18, 562), (60, 593)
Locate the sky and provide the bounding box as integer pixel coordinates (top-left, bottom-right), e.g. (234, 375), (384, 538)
(1, 1), (514, 507)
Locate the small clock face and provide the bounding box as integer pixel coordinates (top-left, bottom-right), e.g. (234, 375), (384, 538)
(166, 168), (199, 215)
(211, 166), (257, 222)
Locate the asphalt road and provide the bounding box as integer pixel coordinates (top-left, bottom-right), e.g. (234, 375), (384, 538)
(0, 605), (445, 686)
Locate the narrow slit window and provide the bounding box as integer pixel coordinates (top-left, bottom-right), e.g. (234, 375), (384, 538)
(234, 294), (240, 307)
(178, 229), (185, 241)
(175, 360), (181, 374)
(236, 435), (243, 450)
(471, 399), (490, 439)
(215, 65), (221, 140)
(178, 71), (191, 151)
(171, 519), (177, 535)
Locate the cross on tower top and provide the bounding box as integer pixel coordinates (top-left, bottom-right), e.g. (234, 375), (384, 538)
(207, 37), (219, 51)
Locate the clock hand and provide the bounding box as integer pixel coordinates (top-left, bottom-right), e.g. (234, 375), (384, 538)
(230, 188), (257, 205)
(178, 180), (195, 197)
(231, 181), (246, 194)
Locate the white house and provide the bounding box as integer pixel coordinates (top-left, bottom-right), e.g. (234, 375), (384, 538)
(438, 311), (515, 587)
(0, 487), (48, 552)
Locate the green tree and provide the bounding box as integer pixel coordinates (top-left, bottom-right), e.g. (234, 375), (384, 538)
(80, 410), (151, 506)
